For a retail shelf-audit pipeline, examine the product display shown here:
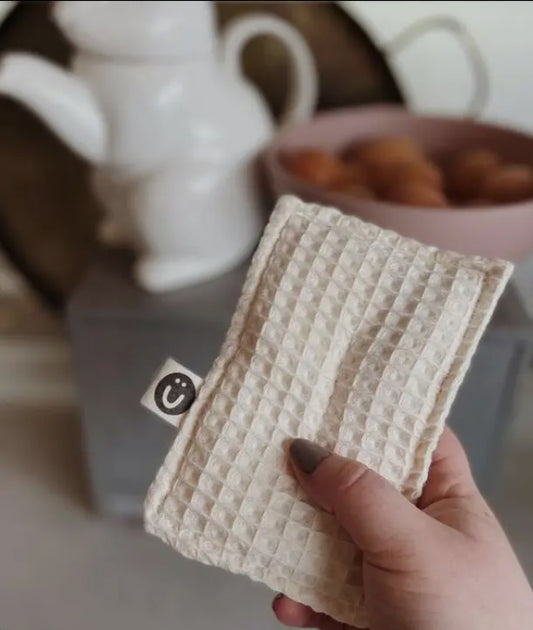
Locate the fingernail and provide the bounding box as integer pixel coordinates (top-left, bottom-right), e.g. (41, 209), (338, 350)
(290, 439), (330, 474)
(272, 593), (283, 610)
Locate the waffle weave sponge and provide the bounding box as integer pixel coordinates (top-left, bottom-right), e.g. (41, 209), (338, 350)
(144, 195), (512, 626)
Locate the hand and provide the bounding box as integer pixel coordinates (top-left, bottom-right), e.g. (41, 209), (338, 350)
(272, 428), (533, 630)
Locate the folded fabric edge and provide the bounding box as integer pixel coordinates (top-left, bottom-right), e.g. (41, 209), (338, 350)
(407, 257), (513, 500)
(144, 195), (300, 527)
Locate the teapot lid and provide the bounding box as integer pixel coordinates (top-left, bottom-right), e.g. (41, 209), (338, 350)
(53, 1), (218, 59)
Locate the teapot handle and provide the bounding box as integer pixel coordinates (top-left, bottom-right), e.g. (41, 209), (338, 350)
(384, 16), (489, 118)
(221, 14), (317, 125)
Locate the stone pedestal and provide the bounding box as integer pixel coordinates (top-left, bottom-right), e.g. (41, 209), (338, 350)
(67, 250), (533, 517)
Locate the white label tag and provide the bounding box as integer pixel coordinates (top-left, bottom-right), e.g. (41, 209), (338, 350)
(141, 358), (203, 428)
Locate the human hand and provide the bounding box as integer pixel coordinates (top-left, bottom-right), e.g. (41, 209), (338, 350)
(272, 428), (533, 630)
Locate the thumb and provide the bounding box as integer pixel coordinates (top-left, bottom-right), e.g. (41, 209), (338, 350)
(289, 439), (429, 558)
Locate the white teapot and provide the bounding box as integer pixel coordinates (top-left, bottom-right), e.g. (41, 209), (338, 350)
(0, 1), (317, 291)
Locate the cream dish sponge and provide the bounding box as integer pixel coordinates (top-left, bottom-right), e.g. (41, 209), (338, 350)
(143, 195), (512, 626)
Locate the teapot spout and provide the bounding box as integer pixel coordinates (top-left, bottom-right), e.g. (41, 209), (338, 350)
(0, 53), (106, 164)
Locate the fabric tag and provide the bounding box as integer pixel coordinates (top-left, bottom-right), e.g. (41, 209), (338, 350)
(141, 358), (203, 428)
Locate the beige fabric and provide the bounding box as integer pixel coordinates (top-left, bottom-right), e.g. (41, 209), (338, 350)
(144, 195), (512, 626)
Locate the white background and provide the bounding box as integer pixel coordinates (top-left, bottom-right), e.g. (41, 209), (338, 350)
(346, 1), (533, 130)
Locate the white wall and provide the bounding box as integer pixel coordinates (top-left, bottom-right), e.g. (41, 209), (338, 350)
(345, 1), (533, 131)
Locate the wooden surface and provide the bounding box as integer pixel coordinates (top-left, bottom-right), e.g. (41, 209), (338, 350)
(0, 2), (100, 308)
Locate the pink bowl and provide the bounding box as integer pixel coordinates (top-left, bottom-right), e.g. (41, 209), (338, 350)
(264, 105), (533, 261)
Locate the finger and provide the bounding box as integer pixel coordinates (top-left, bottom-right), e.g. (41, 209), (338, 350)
(272, 595), (318, 627)
(289, 439), (429, 559)
(418, 427), (480, 509)
(272, 595), (348, 630)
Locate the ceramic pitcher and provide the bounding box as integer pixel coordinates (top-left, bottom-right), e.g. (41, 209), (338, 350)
(0, 1), (317, 291)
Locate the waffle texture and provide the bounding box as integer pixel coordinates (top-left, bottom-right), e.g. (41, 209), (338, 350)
(144, 195), (512, 626)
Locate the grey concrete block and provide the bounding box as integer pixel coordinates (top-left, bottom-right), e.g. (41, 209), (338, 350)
(67, 250), (533, 516)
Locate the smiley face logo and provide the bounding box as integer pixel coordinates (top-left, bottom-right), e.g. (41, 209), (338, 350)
(154, 372), (196, 415)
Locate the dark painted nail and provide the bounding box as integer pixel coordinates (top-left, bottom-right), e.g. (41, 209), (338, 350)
(272, 593), (283, 610)
(290, 439), (330, 474)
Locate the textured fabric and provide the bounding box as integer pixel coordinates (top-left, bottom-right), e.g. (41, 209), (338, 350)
(144, 195), (512, 626)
